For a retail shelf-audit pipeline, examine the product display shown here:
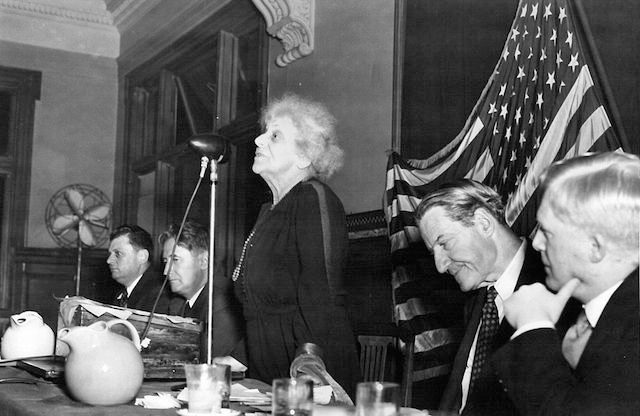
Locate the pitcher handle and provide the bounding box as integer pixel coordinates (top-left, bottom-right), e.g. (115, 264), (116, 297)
(106, 319), (142, 352)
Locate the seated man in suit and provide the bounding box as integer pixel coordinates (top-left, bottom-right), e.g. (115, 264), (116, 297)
(493, 152), (640, 415)
(107, 224), (174, 313)
(415, 179), (545, 415)
(159, 220), (245, 362)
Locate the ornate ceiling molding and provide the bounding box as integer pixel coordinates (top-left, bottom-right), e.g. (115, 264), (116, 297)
(0, 0), (119, 57)
(104, 0), (160, 33)
(251, 0), (314, 67)
(0, 0), (113, 25)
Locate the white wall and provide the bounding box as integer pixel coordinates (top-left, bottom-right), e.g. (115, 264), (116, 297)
(0, 41), (117, 248)
(266, 0), (396, 215)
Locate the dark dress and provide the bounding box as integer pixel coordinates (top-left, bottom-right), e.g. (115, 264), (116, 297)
(233, 179), (360, 396)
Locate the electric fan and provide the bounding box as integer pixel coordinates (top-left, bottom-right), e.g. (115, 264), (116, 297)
(44, 184), (112, 295)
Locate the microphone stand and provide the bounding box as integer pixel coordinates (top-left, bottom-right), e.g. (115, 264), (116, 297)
(139, 157), (208, 348)
(206, 156), (222, 365)
(140, 128), (229, 368)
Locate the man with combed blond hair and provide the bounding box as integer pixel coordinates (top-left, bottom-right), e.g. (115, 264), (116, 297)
(494, 151), (640, 415)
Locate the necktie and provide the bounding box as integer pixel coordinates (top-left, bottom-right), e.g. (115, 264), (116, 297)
(116, 288), (128, 308)
(181, 300), (192, 317)
(562, 310), (592, 369)
(469, 286), (499, 392)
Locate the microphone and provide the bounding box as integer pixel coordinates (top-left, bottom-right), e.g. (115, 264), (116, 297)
(188, 133), (231, 163)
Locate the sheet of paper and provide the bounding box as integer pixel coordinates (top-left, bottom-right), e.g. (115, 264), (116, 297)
(212, 356), (248, 373)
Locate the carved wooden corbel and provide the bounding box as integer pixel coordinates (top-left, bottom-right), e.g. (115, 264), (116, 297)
(251, 0), (315, 67)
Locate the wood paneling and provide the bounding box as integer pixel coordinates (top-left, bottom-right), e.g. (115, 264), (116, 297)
(0, 66), (41, 313)
(12, 247), (117, 330)
(115, 1), (267, 284)
(344, 236), (395, 336)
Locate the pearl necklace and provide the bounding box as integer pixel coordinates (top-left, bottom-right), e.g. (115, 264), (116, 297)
(232, 229), (256, 282)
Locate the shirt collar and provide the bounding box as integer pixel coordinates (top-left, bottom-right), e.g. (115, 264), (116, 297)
(125, 274), (143, 295)
(187, 285), (206, 307)
(493, 238), (527, 301)
(583, 280), (624, 327)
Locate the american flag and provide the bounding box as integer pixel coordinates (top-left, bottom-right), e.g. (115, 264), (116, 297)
(384, 0), (629, 393)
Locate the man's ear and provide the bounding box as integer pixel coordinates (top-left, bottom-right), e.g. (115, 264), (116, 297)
(588, 233), (606, 263)
(198, 251), (209, 271)
(137, 248), (150, 264)
(473, 208), (495, 237)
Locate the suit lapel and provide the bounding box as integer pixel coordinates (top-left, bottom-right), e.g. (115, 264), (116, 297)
(440, 287), (485, 409)
(191, 284), (209, 320)
(126, 271), (148, 306)
(577, 271), (639, 372)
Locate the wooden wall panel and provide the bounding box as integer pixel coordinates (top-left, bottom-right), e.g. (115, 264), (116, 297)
(344, 236), (394, 336)
(13, 248), (116, 330)
(344, 211), (396, 337)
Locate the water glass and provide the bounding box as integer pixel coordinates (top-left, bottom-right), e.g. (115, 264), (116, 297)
(272, 377), (314, 416)
(355, 381), (400, 416)
(184, 363), (231, 413)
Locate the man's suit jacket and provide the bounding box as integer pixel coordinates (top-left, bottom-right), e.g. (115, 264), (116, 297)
(113, 268), (175, 314)
(170, 284), (246, 363)
(493, 270), (640, 416)
(439, 242), (546, 415)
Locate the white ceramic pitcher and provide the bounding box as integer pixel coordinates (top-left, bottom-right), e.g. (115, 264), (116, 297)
(57, 319), (144, 405)
(0, 311), (55, 359)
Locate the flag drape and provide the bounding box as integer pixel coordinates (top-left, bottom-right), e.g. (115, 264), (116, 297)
(385, 0), (628, 395)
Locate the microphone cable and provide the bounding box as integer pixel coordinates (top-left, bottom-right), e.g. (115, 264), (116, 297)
(139, 156), (209, 346)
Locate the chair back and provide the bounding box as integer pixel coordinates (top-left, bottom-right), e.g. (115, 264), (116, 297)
(358, 335), (394, 381)
(400, 334), (415, 407)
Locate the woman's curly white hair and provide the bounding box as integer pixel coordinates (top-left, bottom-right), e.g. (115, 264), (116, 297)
(260, 93), (344, 181)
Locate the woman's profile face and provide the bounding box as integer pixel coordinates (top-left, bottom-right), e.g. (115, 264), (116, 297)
(252, 116), (306, 180)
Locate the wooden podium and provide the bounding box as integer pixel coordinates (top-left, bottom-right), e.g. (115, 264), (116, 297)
(57, 297), (202, 379)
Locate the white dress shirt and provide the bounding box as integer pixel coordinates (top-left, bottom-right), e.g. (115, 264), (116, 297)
(125, 274), (143, 296)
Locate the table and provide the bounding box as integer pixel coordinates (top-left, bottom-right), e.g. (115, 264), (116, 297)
(0, 367), (455, 416)
(0, 366), (268, 416)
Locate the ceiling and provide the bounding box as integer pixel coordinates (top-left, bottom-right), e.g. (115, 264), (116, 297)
(1, 0), (263, 66)
(0, 0), (159, 58)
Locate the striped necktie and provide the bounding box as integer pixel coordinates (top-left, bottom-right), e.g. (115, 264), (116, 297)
(562, 310), (592, 369)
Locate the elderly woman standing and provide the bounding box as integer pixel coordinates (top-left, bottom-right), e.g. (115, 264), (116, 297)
(232, 93), (359, 395)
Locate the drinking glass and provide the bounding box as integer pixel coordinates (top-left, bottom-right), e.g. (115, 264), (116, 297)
(184, 363), (231, 414)
(355, 381), (400, 416)
(272, 377), (314, 416)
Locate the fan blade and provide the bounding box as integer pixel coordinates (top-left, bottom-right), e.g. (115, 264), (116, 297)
(65, 188), (85, 215)
(52, 215), (79, 235)
(85, 219), (110, 230)
(78, 221), (96, 247)
(84, 204), (110, 221)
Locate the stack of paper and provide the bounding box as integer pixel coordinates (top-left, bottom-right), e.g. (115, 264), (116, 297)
(229, 383), (271, 405)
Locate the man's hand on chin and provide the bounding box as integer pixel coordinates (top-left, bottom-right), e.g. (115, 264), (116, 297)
(504, 278), (579, 329)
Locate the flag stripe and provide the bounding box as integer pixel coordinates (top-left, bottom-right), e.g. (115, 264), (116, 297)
(466, 146), (495, 182)
(505, 65), (609, 224)
(389, 227), (420, 252)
